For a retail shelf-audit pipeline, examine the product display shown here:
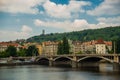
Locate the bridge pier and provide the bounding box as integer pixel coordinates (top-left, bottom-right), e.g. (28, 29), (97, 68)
(113, 63), (120, 71)
(114, 55), (119, 63)
(72, 61), (77, 68)
(49, 57), (53, 67)
(72, 56), (77, 68)
(49, 60), (53, 67)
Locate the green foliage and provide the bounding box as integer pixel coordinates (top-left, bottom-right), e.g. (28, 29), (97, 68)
(26, 45), (39, 56)
(116, 38), (120, 54)
(57, 42), (63, 54)
(77, 51), (83, 54)
(6, 46), (17, 57)
(57, 37), (70, 54)
(0, 51), (8, 58)
(17, 48), (26, 57)
(62, 37), (70, 54)
(27, 26), (120, 42)
(111, 38), (120, 54)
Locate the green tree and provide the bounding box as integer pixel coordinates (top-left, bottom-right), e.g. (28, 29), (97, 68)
(77, 51), (83, 54)
(57, 42), (63, 54)
(62, 37), (70, 54)
(116, 38), (120, 54)
(17, 48), (26, 57)
(112, 38), (120, 54)
(57, 37), (70, 54)
(0, 51), (8, 58)
(26, 45), (39, 56)
(6, 46), (17, 57)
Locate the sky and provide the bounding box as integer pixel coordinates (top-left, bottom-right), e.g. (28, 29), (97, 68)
(0, 0), (120, 41)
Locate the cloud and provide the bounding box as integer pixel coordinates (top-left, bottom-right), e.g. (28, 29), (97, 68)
(43, 0), (91, 18)
(87, 0), (120, 16)
(34, 19), (91, 31)
(0, 0), (91, 16)
(34, 17), (120, 31)
(97, 16), (120, 24)
(0, 0), (46, 14)
(0, 25), (32, 41)
(21, 25), (32, 33)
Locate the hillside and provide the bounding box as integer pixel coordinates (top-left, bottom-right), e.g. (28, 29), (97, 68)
(27, 26), (120, 42)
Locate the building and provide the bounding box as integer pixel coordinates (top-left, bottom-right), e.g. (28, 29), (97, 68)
(104, 41), (112, 52)
(42, 41), (58, 55)
(81, 40), (97, 54)
(36, 44), (43, 55)
(80, 39), (112, 54)
(95, 39), (106, 54)
(72, 41), (82, 54)
(0, 42), (21, 52)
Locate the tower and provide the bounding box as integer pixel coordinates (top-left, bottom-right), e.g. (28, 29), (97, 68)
(42, 29), (45, 35)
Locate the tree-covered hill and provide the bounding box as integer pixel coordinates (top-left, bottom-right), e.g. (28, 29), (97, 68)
(27, 26), (120, 42)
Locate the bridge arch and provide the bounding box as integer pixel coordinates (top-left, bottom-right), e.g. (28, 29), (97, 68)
(77, 56), (113, 63)
(35, 57), (50, 65)
(35, 57), (50, 62)
(53, 56), (73, 67)
(53, 56), (73, 61)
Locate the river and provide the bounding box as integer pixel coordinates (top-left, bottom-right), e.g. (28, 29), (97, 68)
(0, 63), (120, 80)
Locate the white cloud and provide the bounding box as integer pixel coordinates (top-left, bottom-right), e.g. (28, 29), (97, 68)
(34, 17), (120, 31)
(21, 25), (32, 33)
(0, 0), (46, 14)
(43, 0), (91, 18)
(34, 19), (91, 31)
(0, 25), (32, 41)
(97, 16), (120, 24)
(0, 0), (91, 16)
(87, 0), (120, 16)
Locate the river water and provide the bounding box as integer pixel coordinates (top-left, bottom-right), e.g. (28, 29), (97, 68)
(0, 64), (120, 80)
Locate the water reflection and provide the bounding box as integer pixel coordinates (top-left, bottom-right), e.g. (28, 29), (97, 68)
(0, 64), (120, 80)
(99, 63), (113, 72)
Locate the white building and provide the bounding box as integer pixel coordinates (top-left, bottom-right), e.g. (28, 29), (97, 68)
(95, 39), (106, 54)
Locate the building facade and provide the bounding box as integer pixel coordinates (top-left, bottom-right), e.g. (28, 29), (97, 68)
(0, 42), (21, 52)
(42, 41), (58, 55)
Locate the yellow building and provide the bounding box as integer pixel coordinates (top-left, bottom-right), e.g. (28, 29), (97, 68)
(36, 44), (43, 55)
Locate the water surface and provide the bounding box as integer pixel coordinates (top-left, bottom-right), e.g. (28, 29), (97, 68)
(0, 64), (120, 80)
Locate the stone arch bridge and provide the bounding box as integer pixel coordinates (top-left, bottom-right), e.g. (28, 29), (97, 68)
(35, 54), (120, 68)
(7, 54), (120, 70)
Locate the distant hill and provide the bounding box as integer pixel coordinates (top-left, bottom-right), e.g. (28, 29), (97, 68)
(27, 26), (120, 43)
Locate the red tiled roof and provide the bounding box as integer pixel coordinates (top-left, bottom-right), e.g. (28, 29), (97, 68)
(104, 41), (112, 46)
(0, 42), (19, 47)
(96, 39), (105, 44)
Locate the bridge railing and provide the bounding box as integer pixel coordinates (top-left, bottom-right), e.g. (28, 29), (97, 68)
(39, 54), (120, 57)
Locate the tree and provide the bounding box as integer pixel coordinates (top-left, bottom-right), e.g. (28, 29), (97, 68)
(0, 51), (8, 58)
(57, 42), (63, 54)
(17, 48), (26, 57)
(57, 37), (70, 54)
(112, 38), (120, 54)
(6, 46), (17, 57)
(62, 37), (70, 54)
(116, 38), (120, 53)
(26, 45), (39, 56)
